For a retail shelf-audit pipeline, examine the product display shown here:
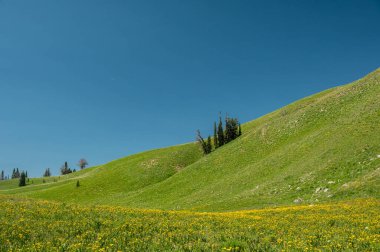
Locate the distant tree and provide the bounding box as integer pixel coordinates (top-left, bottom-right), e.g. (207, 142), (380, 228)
(43, 168), (51, 177)
(25, 171), (28, 178)
(78, 159), (88, 170)
(225, 116), (239, 143)
(217, 115), (225, 147)
(196, 130), (211, 155)
(196, 112), (242, 153)
(73, 169), (76, 173)
(60, 162), (72, 175)
(1, 170), (4, 180)
(76, 180), (80, 187)
(19, 171), (26, 187)
(206, 136), (212, 153)
(213, 122), (218, 148)
(12, 168), (21, 179)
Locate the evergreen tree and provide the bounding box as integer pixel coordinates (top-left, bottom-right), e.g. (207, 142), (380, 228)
(213, 122), (218, 148)
(225, 117), (239, 143)
(225, 115), (230, 143)
(217, 116), (225, 147)
(11, 168), (21, 179)
(19, 171), (26, 187)
(43, 168), (51, 177)
(196, 112), (241, 153)
(206, 136), (212, 153)
(196, 130), (211, 155)
(25, 171), (28, 178)
(76, 180), (80, 187)
(60, 162), (72, 175)
(1, 170), (4, 180)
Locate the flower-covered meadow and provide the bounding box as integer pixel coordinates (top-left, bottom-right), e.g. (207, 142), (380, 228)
(0, 196), (379, 251)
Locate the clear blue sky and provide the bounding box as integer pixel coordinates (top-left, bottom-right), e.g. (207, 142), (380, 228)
(1, 0), (379, 177)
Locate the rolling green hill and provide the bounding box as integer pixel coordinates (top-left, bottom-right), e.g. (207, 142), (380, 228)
(1, 68), (379, 211)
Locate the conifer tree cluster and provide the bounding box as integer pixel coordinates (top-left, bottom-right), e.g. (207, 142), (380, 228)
(43, 168), (51, 177)
(60, 162), (72, 175)
(197, 114), (242, 155)
(11, 168), (21, 179)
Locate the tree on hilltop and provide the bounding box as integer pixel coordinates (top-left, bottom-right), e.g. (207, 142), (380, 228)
(43, 168), (51, 177)
(217, 115), (225, 147)
(225, 116), (239, 143)
(206, 135), (212, 153)
(12, 168), (21, 179)
(196, 130), (212, 155)
(60, 162), (72, 175)
(213, 122), (218, 148)
(78, 159), (88, 170)
(195, 112), (242, 155)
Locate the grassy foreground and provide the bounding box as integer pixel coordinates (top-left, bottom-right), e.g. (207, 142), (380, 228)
(1, 195), (379, 251)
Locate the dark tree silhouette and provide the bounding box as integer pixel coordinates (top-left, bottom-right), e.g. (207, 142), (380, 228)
(196, 113), (242, 155)
(43, 168), (51, 177)
(225, 116), (239, 143)
(60, 162), (72, 175)
(207, 136), (212, 153)
(217, 116), (225, 147)
(196, 130), (211, 154)
(19, 171), (26, 187)
(213, 122), (218, 148)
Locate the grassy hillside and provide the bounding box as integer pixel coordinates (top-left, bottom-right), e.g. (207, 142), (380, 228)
(1, 68), (379, 211)
(0, 143), (202, 204)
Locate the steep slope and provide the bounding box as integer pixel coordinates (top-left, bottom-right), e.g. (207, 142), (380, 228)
(1, 68), (379, 211)
(124, 68), (379, 211)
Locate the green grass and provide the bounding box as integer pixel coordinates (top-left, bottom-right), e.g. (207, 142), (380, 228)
(0, 143), (203, 204)
(1, 68), (379, 211)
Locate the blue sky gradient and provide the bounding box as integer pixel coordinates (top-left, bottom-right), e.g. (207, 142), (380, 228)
(1, 0), (379, 177)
